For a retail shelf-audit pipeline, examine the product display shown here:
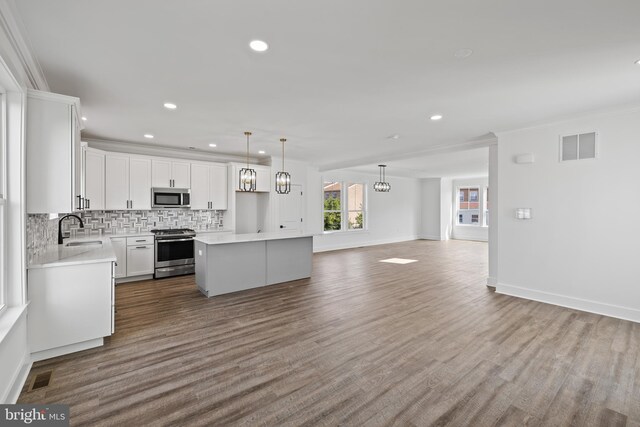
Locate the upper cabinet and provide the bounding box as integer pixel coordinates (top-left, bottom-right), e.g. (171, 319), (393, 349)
(152, 159), (190, 188)
(233, 164), (271, 193)
(105, 154), (151, 210)
(26, 90), (83, 213)
(190, 163), (228, 210)
(84, 147), (105, 211)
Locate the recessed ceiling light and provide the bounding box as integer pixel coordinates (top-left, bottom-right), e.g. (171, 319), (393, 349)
(81, 116), (87, 121)
(388, 134), (400, 140)
(258, 150), (266, 154)
(430, 114), (443, 121)
(249, 40), (269, 52)
(454, 48), (474, 59)
(163, 102), (177, 110)
(635, 59), (640, 65)
(209, 143), (217, 147)
(144, 134), (154, 139)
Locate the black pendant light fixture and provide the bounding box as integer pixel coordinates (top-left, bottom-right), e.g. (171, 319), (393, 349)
(239, 131), (256, 191)
(275, 138), (291, 194)
(374, 164), (391, 192)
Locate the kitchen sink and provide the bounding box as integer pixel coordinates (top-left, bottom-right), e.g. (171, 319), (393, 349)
(65, 240), (103, 247)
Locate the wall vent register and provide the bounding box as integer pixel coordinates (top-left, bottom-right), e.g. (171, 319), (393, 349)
(560, 132), (597, 161)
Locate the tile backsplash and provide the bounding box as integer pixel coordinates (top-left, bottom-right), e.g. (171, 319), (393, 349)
(27, 209), (224, 259)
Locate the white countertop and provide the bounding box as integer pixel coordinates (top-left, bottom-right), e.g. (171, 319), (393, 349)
(29, 236), (117, 269)
(195, 231), (314, 245)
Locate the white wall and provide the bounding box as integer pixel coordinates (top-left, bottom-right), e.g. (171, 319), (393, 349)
(313, 170), (421, 252)
(496, 108), (640, 322)
(419, 178), (442, 240)
(451, 177), (489, 242)
(488, 144), (499, 286)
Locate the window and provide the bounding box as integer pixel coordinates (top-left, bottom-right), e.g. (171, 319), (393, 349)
(457, 187), (481, 225)
(323, 182), (342, 231)
(323, 181), (366, 232)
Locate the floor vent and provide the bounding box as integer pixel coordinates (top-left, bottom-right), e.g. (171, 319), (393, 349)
(29, 370), (53, 391)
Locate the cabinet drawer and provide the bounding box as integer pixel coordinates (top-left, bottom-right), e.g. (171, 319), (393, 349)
(126, 235), (154, 246)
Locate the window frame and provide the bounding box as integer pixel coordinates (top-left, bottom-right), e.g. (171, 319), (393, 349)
(322, 180), (367, 233)
(455, 185), (488, 228)
(0, 90), (7, 315)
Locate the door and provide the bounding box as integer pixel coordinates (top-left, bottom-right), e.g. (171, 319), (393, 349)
(190, 163), (209, 209)
(129, 157), (152, 210)
(152, 159), (172, 187)
(171, 161), (191, 188)
(105, 154), (129, 210)
(278, 184), (303, 231)
(85, 149), (105, 210)
(209, 164), (228, 210)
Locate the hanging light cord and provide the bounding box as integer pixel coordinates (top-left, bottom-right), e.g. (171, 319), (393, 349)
(281, 138), (286, 170)
(245, 131), (251, 167)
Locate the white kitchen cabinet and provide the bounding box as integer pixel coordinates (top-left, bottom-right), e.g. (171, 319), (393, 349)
(26, 90), (84, 213)
(84, 147), (105, 210)
(255, 165), (271, 192)
(152, 159), (191, 188)
(190, 163), (228, 210)
(126, 244), (154, 276)
(129, 157), (152, 210)
(105, 154), (151, 210)
(111, 237), (127, 278)
(210, 164), (228, 209)
(234, 164), (271, 193)
(27, 261), (113, 360)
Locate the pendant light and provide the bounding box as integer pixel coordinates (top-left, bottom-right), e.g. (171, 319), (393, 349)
(374, 164), (391, 192)
(239, 131), (256, 191)
(275, 138), (291, 194)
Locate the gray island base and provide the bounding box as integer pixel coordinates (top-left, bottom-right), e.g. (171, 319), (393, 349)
(194, 232), (314, 297)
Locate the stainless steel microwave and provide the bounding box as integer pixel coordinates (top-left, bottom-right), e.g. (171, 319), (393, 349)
(151, 188), (191, 208)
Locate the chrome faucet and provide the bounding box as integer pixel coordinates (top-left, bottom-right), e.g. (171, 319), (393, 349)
(58, 214), (85, 244)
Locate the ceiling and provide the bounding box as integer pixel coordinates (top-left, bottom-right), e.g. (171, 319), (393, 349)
(14, 0), (640, 171)
(350, 147), (489, 179)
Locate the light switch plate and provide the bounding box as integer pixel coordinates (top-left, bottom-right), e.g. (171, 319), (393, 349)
(515, 208), (532, 220)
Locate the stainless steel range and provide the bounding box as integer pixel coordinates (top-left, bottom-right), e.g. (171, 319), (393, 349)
(151, 228), (196, 278)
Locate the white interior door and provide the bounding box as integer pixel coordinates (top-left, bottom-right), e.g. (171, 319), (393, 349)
(278, 184), (303, 231)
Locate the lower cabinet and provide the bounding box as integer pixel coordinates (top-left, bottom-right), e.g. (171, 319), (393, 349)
(111, 235), (155, 280)
(126, 245), (154, 276)
(27, 261), (114, 360)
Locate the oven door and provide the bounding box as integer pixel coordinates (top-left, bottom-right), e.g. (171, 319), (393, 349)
(155, 238), (194, 268)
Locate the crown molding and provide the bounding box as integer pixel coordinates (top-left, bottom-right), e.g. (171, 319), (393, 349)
(84, 137), (269, 165)
(0, 0), (48, 90)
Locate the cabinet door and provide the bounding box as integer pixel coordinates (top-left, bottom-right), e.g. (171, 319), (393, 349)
(105, 154), (130, 210)
(171, 161), (191, 188)
(210, 164), (228, 210)
(190, 163), (210, 210)
(255, 166), (271, 192)
(126, 245), (154, 276)
(84, 149), (105, 211)
(72, 112), (83, 211)
(152, 159), (172, 187)
(111, 238), (127, 278)
(129, 157), (152, 210)
(26, 96), (74, 213)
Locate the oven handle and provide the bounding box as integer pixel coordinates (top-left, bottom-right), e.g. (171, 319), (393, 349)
(156, 238), (194, 242)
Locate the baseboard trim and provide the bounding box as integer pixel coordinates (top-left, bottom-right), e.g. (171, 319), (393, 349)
(418, 234), (443, 241)
(31, 338), (104, 363)
(5, 357), (32, 403)
(313, 236), (418, 253)
(487, 276), (497, 286)
(496, 283), (640, 323)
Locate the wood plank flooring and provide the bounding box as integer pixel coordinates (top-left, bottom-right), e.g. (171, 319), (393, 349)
(18, 240), (640, 426)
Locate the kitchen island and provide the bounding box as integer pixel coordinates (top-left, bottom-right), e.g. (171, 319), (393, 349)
(194, 231), (314, 297)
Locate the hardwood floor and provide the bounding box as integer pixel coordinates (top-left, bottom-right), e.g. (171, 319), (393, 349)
(18, 240), (640, 426)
